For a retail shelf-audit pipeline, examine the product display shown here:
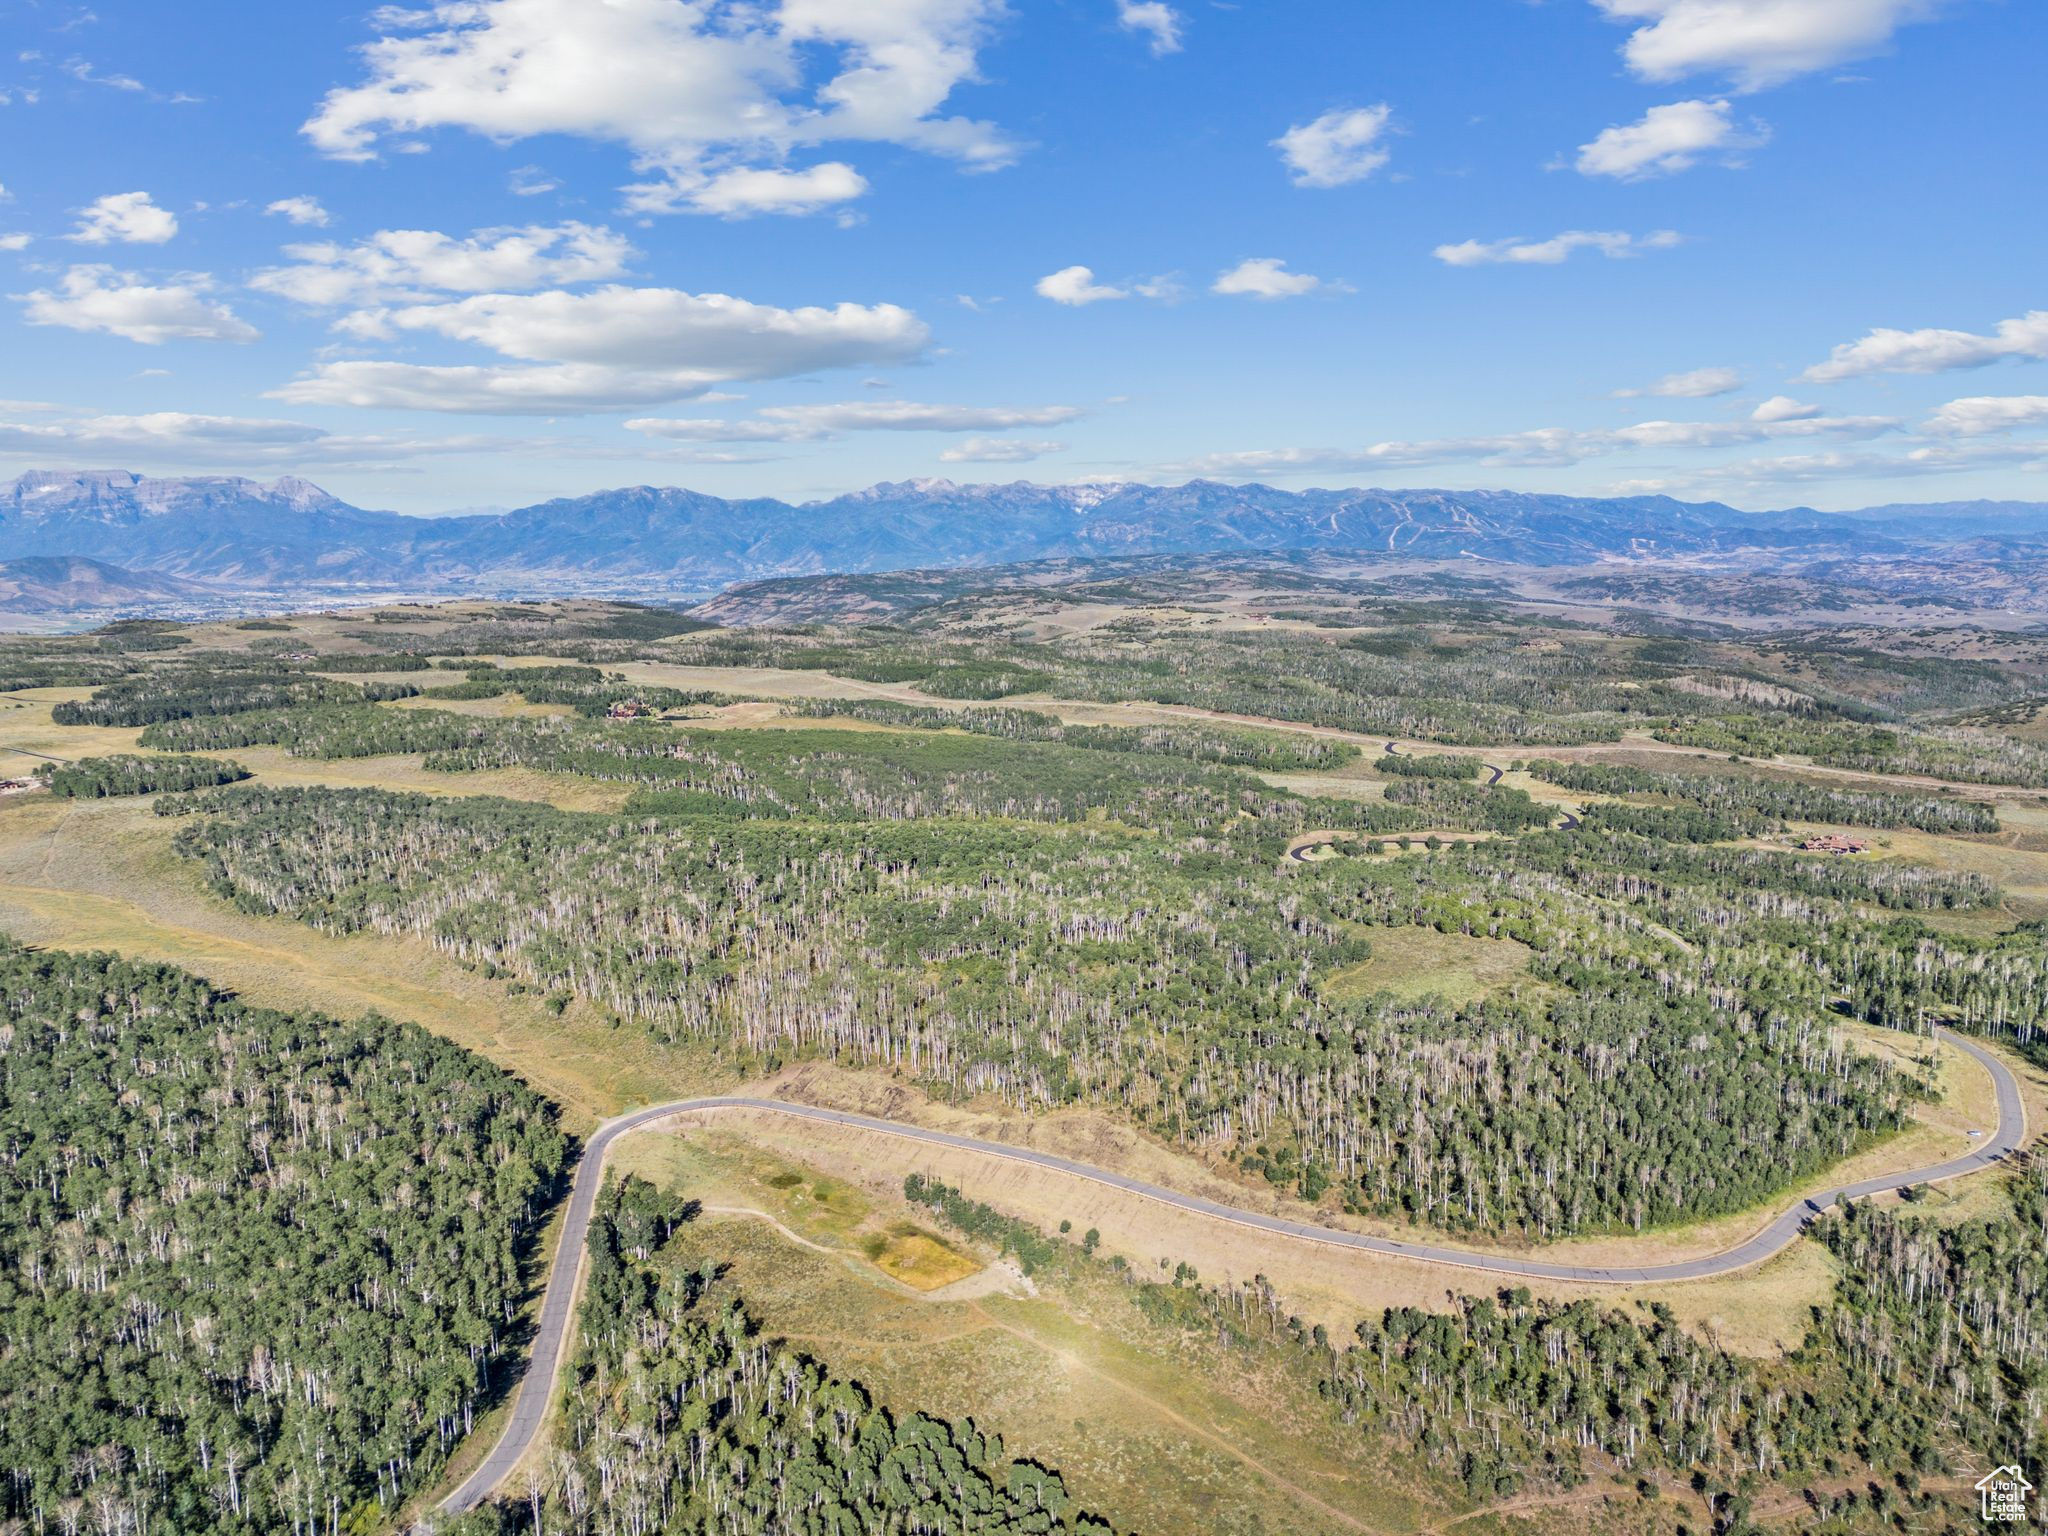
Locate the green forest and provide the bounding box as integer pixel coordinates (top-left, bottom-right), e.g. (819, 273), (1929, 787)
(1131, 1157), (2048, 1520)
(164, 776), (1958, 1236)
(39, 752), (251, 798)
(0, 941), (565, 1535)
(3, 588), (2044, 1533)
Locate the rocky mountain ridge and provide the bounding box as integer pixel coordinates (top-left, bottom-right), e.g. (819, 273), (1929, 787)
(3, 469), (2040, 606)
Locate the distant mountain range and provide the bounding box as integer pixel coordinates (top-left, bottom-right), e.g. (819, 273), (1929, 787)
(4, 468), (2045, 616)
(0, 555), (207, 617)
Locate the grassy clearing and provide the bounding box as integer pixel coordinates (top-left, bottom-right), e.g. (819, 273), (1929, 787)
(0, 681), (630, 811)
(0, 794), (702, 1129)
(1260, 770), (1392, 804)
(0, 686), (143, 765)
(387, 692), (577, 720)
(1862, 821), (2048, 920)
(219, 744), (633, 811)
(625, 1131), (1453, 1536)
(1322, 927), (1533, 1007)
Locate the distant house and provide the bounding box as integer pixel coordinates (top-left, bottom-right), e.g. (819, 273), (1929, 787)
(1800, 833), (1870, 855)
(607, 698), (651, 720)
(0, 776), (43, 797)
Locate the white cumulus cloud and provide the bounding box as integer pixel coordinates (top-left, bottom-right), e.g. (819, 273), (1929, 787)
(1273, 105), (1394, 188)
(265, 196), (331, 227)
(18, 266), (258, 344)
(1036, 265), (1129, 305)
(1592, 0), (1945, 91)
(250, 223), (636, 307)
(645, 162), (869, 217)
(940, 436), (1065, 463)
(67, 191), (177, 245)
(1615, 366), (1743, 399)
(1923, 395), (2048, 436)
(270, 284), (929, 413)
(1804, 310), (2048, 381)
(1117, 1), (1183, 56)
(1211, 257), (1346, 300)
(1575, 99), (1768, 180)
(1434, 230), (1683, 266)
(1751, 395), (1823, 422)
(301, 0), (1016, 217)
(627, 401), (1084, 442)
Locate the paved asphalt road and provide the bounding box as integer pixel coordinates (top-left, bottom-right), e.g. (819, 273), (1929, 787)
(442, 1026), (2025, 1513)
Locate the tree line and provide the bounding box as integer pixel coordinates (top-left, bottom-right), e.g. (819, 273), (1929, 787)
(38, 752), (251, 798)
(0, 939), (565, 1535)
(1526, 757), (2000, 833)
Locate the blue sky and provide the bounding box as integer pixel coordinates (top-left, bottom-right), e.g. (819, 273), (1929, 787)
(0, 0), (2042, 514)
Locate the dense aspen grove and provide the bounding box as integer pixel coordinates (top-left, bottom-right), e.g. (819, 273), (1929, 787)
(1334, 1170), (2048, 1511)
(0, 657), (132, 692)
(0, 942), (566, 1536)
(453, 1177), (1114, 1535)
(139, 703), (495, 759)
(1649, 715), (2048, 787)
(1127, 1159), (2048, 1514)
(419, 662), (734, 718)
(1371, 752), (1478, 779)
(38, 753), (251, 798)
(421, 717), (1443, 834)
(668, 626), (1646, 745)
(164, 779), (1937, 1236)
(1343, 829), (2043, 1063)
(1523, 758), (2000, 834)
(51, 667), (365, 727)
(787, 697), (1361, 772)
(1377, 778), (1556, 833)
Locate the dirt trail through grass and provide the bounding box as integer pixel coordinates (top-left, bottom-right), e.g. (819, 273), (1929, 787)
(972, 1309), (1382, 1533)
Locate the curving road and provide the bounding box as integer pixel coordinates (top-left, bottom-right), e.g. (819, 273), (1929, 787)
(1283, 748), (1531, 861)
(442, 1027), (2025, 1513)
